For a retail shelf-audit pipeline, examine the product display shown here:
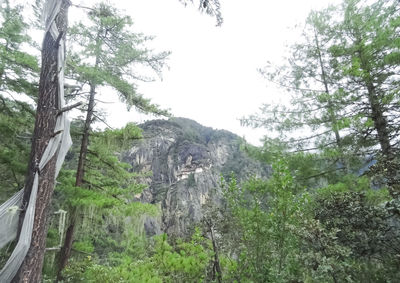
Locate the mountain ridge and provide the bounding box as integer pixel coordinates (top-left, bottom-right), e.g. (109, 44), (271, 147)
(122, 117), (269, 237)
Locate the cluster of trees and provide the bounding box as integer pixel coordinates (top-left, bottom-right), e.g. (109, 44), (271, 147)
(1, 0), (399, 282)
(50, 0), (400, 282)
(235, 0), (400, 281)
(243, 0), (400, 193)
(0, 0), (222, 281)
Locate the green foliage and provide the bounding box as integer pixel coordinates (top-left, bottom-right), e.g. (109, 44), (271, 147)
(217, 155), (400, 282)
(67, 2), (170, 116)
(329, 0), (400, 196)
(299, 181), (400, 282)
(98, 123), (143, 150)
(295, 217), (353, 282)
(2, 0), (400, 282)
(221, 160), (308, 282)
(56, 123), (146, 210)
(149, 229), (213, 282)
(0, 0), (39, 100)
(50, 123), (158, 280)
(0, 0), (38, 201)
(170, 117), (216, 144)
(243, 137), (355, 189)
(119, 202), (159, 218)
(56, 170), (118, 209)
(0, 99), (34, 200)
(61, 229), (214, 283)
(243, 0), (400, 191)
(73, 240), (95, 254)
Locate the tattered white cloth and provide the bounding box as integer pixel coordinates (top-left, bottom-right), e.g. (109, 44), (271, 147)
(0, 0), (72, 281)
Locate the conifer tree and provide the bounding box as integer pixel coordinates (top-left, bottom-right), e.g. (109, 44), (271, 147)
(56, 3), (169, 279)
(0, 0), (39, 200)
(0, 0), (39, 100)
(244, 0), (400, 188)
(11, 0), (71, 281)
(330, 0), (400, 197)
(242, 7), (354, 185)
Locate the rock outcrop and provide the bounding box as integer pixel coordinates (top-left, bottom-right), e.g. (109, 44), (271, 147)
(122, 118), (268, 237)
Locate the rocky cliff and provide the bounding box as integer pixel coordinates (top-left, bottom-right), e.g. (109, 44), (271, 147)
(122, 118), (268, 237)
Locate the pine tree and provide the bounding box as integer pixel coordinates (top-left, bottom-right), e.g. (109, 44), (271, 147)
(12, 0), (71, 281)
(242, 7), (355, 185)
(329, 0), (400, 197)
(56, 3), (169, 279)
(0, 0), (39, 100)
(0, 0), (39, 200)
(243, 0), (400, 189)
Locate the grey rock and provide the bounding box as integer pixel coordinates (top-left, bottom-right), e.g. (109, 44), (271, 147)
(122, 117), (268, 237)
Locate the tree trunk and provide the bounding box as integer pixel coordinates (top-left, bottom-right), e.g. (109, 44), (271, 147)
(210, 226), (222, 283)
(313, 31), (351, 175)
(55, 215), (75, 282)
(358, 49), (397, 196)
(56, 83), (96, 280)
(75, 83), (96, 188)
(365, 84), (391, 157)
(364, 82), (398, 196)
(12, 1), (70, 282)
(314, 32), (342, 148)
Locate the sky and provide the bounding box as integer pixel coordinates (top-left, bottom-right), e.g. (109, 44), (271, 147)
(71, 0), (340, 145)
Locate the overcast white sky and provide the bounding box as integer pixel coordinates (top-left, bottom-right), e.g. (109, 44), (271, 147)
(70, 0), (340, 145)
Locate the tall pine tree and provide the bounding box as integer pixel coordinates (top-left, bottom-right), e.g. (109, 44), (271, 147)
(330, 0), (400, 197)
(0, 0), (39, 200)
(57, 3), (169, 279)
(243, 0), (400, 189)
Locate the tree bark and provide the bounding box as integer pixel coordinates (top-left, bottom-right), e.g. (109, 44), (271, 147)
(12, 1), (70, 282)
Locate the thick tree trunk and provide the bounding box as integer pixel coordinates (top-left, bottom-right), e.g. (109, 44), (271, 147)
(12, 1), (70, 282)
(56, 83), (96, 281)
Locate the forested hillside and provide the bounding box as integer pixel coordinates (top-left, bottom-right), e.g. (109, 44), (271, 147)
(0, 0), (399, 282)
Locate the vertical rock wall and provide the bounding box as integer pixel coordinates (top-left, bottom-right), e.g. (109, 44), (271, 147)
(123, 118), (268, 237)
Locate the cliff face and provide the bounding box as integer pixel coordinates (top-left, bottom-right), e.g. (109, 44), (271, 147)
(122, 118), (268, 237)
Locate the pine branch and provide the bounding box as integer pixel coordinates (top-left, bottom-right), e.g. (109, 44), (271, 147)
(57, 102), (82, 115)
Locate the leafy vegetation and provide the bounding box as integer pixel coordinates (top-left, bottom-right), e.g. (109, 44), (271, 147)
(0, 0), (38, 201)
(1, 0), (400, 282)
